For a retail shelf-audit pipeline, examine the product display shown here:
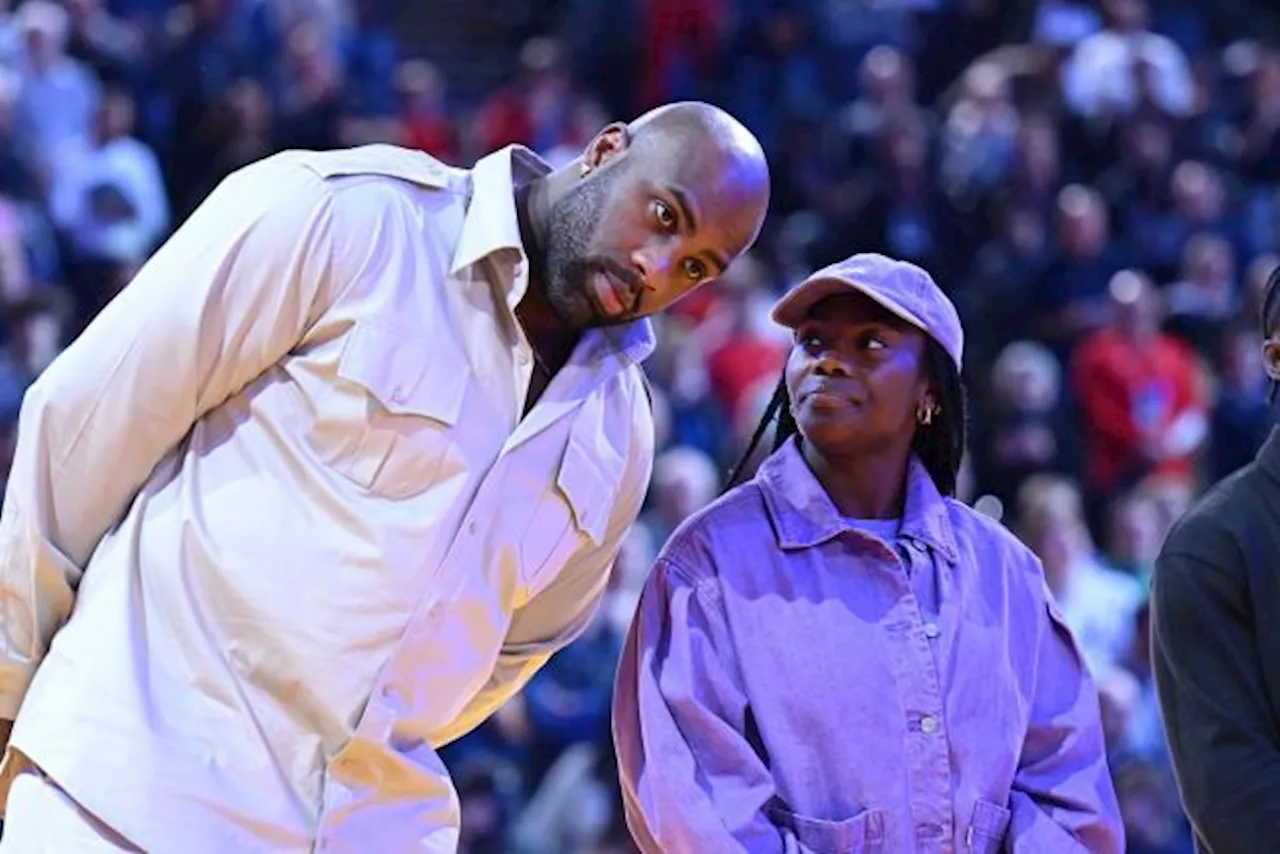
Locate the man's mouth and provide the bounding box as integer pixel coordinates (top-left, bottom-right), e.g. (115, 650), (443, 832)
(591, 270), (634, 318)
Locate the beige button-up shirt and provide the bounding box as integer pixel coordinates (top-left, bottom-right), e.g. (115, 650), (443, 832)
(0, 143), (655, 853)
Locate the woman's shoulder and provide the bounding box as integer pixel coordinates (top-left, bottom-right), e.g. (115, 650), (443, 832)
(942, 497), (1047, 589)
(654, 480), (774, 583)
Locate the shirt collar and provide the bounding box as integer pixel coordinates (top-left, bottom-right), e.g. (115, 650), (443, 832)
(450, 144), (546, 281)
(757, 437), (959, 563)
(582, 317), (657, 367)
(449, 144), (656, 367)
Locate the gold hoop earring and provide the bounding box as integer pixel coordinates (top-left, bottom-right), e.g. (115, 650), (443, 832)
(917, 401), (937, 427)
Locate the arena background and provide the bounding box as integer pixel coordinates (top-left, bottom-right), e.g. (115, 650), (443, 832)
(2, 0), (1279, 850)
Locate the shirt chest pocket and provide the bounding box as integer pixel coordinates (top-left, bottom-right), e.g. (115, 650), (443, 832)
(517, 393), (625, 595)
(768, 805), (886, 853)
(312, 322), (469, 500)
(965, 799), (1011, 853)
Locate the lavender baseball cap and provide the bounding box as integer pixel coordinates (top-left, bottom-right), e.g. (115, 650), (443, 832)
(770, 253), (964, 370)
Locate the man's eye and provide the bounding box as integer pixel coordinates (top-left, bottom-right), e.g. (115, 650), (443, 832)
(653, 200), (676, 231)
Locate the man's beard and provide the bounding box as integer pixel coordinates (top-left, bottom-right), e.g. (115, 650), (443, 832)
(538, 168), (633, 329)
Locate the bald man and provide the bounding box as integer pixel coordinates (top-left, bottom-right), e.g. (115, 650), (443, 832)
(0, 101), (770, 852)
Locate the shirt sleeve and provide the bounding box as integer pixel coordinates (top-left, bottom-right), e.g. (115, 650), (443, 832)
(1008, 581), (1125, 853)
(426, 391), (655, 748)
(1151, 548), (1280, 852)
(612, 553), (808, 854)
(0, 155), (342, 720)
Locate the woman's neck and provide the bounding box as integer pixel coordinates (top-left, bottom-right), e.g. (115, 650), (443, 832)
(801, 440), (910, 520)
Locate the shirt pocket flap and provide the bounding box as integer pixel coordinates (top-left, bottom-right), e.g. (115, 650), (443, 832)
(767, 805), (885, 853)
(556, 398), (625, 546)
(337, 322), (468, 425)
(967, 799), (1012, 849)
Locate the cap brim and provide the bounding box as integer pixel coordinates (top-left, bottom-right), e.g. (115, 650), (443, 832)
(771, 274), (929, 334)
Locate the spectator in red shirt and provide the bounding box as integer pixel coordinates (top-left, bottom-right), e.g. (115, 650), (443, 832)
(1071, 269), (1206, 503)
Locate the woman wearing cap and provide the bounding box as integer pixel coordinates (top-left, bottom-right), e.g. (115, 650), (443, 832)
(612, 254), (1122, 853)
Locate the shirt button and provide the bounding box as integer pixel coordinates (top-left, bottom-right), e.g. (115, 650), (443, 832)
(920, 715), (939, 735)
(381, 682), (408, 710)
(391, 387), (408, 404)
(923, 622), (940, 639)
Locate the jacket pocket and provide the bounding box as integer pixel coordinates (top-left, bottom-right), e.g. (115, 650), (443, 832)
(965, 799), (1012, 853)
(767, 804), (885, 853)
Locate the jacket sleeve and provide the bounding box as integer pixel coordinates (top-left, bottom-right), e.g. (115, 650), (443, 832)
(1008, 582), (1125, 853)
(612, 554), (817, 854)
(1152, 546), (1280, 852)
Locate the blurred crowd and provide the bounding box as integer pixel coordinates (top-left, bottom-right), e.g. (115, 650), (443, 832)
(0, 0), (1277, 851)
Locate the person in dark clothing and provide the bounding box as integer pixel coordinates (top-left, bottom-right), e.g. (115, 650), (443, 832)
(1150, 264), (1280, 853)
(1207, 323), (1277, 480)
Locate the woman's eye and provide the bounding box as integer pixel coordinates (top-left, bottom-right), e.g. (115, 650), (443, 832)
(682, 258), (707, 281)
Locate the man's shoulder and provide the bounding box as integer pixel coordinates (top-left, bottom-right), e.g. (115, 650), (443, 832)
(218, 146), (468, 229)
(1159, 465), (1262, 569)
(230, 146), (466, 213)
(1152, 465), (1277, 626)
(289, 144), (460, 191)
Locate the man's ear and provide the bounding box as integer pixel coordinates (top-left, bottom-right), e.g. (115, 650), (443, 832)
(580, 122), (630, 174)
(1263, 337), (1280, 384)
